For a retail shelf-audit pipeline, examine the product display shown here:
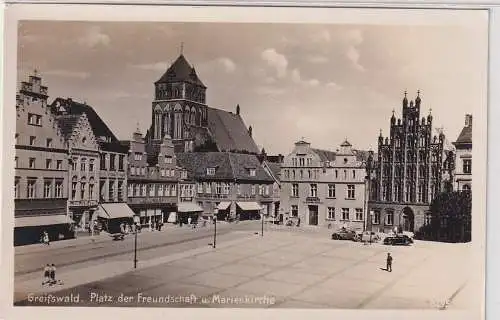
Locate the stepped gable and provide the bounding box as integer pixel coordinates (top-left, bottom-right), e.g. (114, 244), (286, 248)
(50, 98), (118, 144)
(175, 152), (234, 180)
(206, 107), (259, 154)
(55, 114), (82, 140)
(155, 54), (206, 88)
(146, 141), (162, 166)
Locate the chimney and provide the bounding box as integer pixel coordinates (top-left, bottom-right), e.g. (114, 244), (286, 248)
(465, 114), (472, 127)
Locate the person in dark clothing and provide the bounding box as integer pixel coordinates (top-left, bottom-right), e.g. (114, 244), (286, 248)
(386, 253), (393, 272)
(49, 264), (56, 285)
(42, 264), (50, 285)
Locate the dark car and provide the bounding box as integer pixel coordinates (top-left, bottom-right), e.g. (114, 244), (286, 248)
(383, 234), (413, 246)
(331, 229), (358, 241)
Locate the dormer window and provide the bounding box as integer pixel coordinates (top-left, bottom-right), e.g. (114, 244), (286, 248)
(249, 169), (256, 177)
(164, 156), (173, 164)
(207, 167), (216, 175)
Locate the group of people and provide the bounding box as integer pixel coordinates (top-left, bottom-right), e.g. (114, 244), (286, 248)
(42, 264), (60, 286)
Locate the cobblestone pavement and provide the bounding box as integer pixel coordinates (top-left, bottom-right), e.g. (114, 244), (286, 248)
(14, 228), (479, 311)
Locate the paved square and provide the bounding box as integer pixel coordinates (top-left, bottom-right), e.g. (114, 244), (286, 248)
(16, 231), (478, 310)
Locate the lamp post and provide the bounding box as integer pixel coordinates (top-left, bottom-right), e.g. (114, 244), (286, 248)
(213, 209), (218, 248)
(369, 210), (374, 244)
(261, 207), (264, 237)
(133, 215), (140, 269)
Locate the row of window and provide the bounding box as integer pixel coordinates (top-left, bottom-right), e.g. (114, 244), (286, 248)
(100, 153), (125, 171)
(179, 184), (195, 198)
(16, 157), (64, 170)
(71, 180), (96, 201)
(291, 183), (356, 199)
(289, 206), (364, 221)
(27, 113), (42, 126)
(15, 177), (64, 199)
(18, 135), (54, 148)
(127, 183), (177, 197)
(291, 157), (313, 167)
(99, 179), (124, 202)
(195, 183), (271, 196)
(71, 157), (96, 172)
(284, 168), (361, 181)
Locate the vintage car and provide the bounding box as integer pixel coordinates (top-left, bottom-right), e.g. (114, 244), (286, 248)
(331, 229), (358, 241)
(383, 234), (414, 246)
(357, 231), (381, 243)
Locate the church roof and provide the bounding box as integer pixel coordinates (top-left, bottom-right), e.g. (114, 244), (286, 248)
(454, 125), (472, 145)
(155, 54), (206, 87)
(207, 107), (259, 154)
(340, 139), (352, 147)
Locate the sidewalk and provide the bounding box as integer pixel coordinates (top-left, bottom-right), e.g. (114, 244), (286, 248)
(14, 231), (256, 303)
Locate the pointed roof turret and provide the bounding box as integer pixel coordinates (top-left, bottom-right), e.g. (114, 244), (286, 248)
(155, 54), (206, 87)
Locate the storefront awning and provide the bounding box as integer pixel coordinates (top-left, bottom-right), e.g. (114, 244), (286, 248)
(98, 203), (135, 219)
(177, 202), (203, 213)
(217, 201), (231, 210)
(15, 215), (74, 228)
(236, 202), (263, 211)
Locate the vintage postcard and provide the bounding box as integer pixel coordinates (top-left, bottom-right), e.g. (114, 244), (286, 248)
(1, 3), (488, 320)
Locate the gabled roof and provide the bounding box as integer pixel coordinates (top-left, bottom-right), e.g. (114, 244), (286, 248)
(176, 152), (234, 180)
(228, 153), (274, 182)
(175, 152), (274, 182)
(264, 161), (282, 181)
(155, 54), (206, 87)
(340, 139), (352, 147)
(50, 98), (119, 145)
(146, 141), (162, 166)
(311, 148), (337, 161)
(454, 125), (472, 145)
(207, 107), (259, 154)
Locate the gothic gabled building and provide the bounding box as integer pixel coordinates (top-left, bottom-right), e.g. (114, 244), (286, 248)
(368, 91), (446, 233)
(146, 53), (259, 154)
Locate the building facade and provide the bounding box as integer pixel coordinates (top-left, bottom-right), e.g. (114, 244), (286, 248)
(147, 53), (259, 154)
(14, 72), (71, 246)
(368, 92), (446, 233)
(452, 114), (472, 192)
(176, 152), (274, 221)
(280, 140), (367, 229)
(123, 130), (178, 226)
(51, 97), (132, 233)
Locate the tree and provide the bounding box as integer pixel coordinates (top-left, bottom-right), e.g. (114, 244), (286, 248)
(427, 190), (472, 242)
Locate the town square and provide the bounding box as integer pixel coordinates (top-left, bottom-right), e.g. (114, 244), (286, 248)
(9, 8), (485, 313)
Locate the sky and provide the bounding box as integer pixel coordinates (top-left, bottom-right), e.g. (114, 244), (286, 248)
(17, 16), (488, 155)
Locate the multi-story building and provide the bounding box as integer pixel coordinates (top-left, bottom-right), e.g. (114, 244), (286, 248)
(452, 114), (472, 192)
(51, 98), (132, 233)
(121, 129), (178, 226)
(260, 151), (283, 223)
(368, 91), (447, 233)
(14, 72), (71, 246)
(176, 152), (275, 221)
(280, 140), (367, 229)
(146, 52), (259, 154)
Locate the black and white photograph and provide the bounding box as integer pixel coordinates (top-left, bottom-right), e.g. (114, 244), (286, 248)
(1, 3), (488, 320)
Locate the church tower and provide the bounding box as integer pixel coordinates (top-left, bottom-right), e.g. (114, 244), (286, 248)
(150, 47), (208, 151)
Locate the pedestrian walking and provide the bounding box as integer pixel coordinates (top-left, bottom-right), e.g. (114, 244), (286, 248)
(386, 253), (393, 272)
(49, 264), (56, 285)
(41, 230), (50, 245)
(42, 264), (50, 285)
(188, 216), (192, 226)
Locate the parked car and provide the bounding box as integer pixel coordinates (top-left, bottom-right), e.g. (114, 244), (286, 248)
(383, 234), (413, 246)
(331, 229), (358, 241)
(358, 231), (381, 242)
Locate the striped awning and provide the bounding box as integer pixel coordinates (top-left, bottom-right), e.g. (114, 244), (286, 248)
(236, 202), (262, 211)
(15, 215), (74, 228)
(98, 203), (135, 219)
(217, 201), (231, 210)
(177, 202), (203, 213)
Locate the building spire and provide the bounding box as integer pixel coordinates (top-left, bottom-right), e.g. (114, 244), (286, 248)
(33, 68), (39, 77)
(417, 89), (420, 97)
(180, 42), (184, 55)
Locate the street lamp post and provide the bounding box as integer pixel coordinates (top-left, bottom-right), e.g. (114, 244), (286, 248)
(369, 210), (374, 244)
(261, 209), (264, 237)
(213, 209), (218, 248)
(133, 215), (140, 269)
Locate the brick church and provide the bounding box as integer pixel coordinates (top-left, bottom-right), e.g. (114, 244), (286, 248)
(145, 53), (259, 155)
(367, 91), (450, 233)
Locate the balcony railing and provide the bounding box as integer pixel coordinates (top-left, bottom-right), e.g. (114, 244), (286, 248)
(305, 197), (320, 203)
